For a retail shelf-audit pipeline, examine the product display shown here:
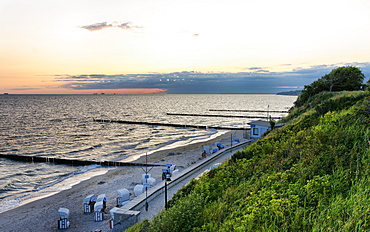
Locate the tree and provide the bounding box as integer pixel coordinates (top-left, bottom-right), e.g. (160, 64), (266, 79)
(294, 78), (328, 107)
(294, 66), (365, 107)
(323, 66), (365, 92)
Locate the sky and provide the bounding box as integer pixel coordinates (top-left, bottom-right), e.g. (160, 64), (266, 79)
(2, 0), (370, 94)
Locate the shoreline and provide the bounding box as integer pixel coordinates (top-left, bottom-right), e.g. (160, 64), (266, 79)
(0, 129), (228, 213)
(0, 130), (247, 232)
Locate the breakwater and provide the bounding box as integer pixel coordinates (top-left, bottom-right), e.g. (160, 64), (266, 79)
(93, 119), (249, 130)
(166, 113), (283, 119)
(0, 153), (162, 167)
(208, 109), (288, 113)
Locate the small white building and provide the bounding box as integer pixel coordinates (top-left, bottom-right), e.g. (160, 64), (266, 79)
(248, 120), (285, 139)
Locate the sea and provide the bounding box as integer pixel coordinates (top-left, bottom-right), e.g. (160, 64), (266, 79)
(0, 94), (296, 212)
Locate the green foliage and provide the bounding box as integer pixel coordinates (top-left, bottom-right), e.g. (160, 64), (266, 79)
(138, 91), (370, 232)
(149, 193), (206, 232)
(167, 178), (197, 208)
(294, 66), (365, 107)
(325, 66), (365, 92)
(126, 219), (150, 232)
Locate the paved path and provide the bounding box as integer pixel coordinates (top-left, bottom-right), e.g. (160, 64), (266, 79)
(138, 144), (249, 222)
(112, 140), (251, 231)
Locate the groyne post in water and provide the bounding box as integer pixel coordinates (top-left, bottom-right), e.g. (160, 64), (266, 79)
(93, 119), (250, 130)
(92, 118), (250, 131)
(0, 154), (162, 167)
(166, 113), (283, 119)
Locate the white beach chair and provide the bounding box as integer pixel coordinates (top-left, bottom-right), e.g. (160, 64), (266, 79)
(94, 201), (104, 221)
(83, 194), (96, 213)
(170, 165), (176, 174)
(57, 208), (70, 229)
(142, 173), (151, 185)
(96, 194), (106, 210)
(147, 177), (156, 187)
(96, 194), (106, 202)
(116, 188), (130, 207)
(204, 146), (210, 154)
(172, 169), (179, 176)
(134, 184), (144, 197)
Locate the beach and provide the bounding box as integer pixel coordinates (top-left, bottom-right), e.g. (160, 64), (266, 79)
(0, 130), (247, 232)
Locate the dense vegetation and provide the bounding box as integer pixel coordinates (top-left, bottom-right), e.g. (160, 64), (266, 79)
(127, 67), (370, 232)
(295, 66), (365, 107)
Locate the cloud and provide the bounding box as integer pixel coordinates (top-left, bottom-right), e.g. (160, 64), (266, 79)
(79, 21), (143, 32)
(242, 67), (270, 73)
(55, 62), (370, 94)
(246, 67), (265, 70)
(10, 87), (41, 91)
(80, 22), (112, 31)
(116, 22), (143, 30)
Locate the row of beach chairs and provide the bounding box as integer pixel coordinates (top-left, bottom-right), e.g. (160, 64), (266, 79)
(57, 164), (179, 230)
(201, 140), (240, 158)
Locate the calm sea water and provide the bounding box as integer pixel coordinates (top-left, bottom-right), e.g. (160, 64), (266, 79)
(0, 94), (296, 211)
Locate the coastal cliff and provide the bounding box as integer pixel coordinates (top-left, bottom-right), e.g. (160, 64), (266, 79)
(129, 90), (370, 231)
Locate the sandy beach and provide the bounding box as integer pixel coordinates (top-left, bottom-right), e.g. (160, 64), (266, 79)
(0, 130), (247, 232)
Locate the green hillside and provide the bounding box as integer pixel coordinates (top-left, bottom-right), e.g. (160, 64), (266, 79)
(128, 90), (370, 232)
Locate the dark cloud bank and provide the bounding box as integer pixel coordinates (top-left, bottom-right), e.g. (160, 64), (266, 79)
(56, 62), (370, 94)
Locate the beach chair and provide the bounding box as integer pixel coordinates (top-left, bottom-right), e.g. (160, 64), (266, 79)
(172, 169), (179, 176)
(202, 149), (207, 158)
(216, 143), (225, 149)
(83, 194), (96, 213)
(162, 168), (171, 180)
(203, 146), (210, 155)
(147, 177), (156, 187)
(96, 194), (106, 211)
(94, 201), (104, 221)
(170, 165), (176, 175)
(116, 188), (130, 207)
(134, 184), (144, 197)
(57, 208), (70, 229)
(142, 173), (151, 185)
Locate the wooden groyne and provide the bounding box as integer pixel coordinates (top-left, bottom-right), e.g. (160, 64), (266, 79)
(209, 109), (288, 113)
(93, 119), (249, 130)
(166, 113), (283, 119)
(0, 153), (162, 167)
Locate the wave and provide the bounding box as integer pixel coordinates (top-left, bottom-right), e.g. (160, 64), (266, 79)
(121, 129), (224, 162)
(0, 164), (104, 213)
(34, 164), (102, 191)
(68, 144), (103, 154)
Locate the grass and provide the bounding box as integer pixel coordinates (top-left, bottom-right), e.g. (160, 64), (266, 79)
(127, 91), (370, 232)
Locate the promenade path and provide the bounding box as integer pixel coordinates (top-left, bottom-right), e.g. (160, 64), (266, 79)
(112, 140), (252, 231)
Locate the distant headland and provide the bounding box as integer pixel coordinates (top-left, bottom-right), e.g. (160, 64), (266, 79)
(276, 90), (302, 96)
